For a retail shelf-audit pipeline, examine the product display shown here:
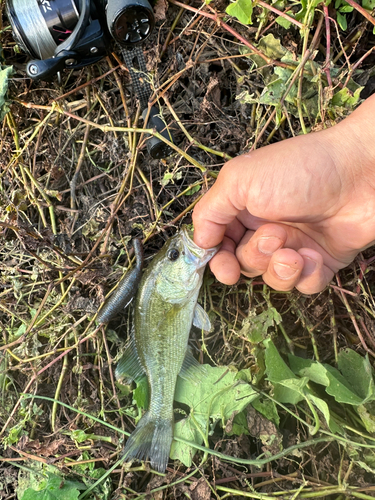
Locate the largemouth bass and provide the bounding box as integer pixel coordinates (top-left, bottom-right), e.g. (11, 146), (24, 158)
(115, 227), (218, 472)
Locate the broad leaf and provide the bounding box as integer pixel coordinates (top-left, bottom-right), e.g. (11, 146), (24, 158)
(241, 307), (282, 343)
(264, 339), (296, 383)
(289, 352), (373, 406)
(170, 365), (257, 466)
(252, 396), (280, 426)
(264, 338), (307, 404)
(258, 34), (287, 59)
(308, 394), (343, 434)
(276, 16), (292, 28)
(357, 403), (375, 433)
(226, 0), (253, 24)
(337, 349), (375, 402)
(332, 87), (362, 109)
(288, 355), (330, 386)
(20, 472), (85, 500)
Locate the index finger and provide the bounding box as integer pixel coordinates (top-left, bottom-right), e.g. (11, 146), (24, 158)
(192, 162), (246, 248)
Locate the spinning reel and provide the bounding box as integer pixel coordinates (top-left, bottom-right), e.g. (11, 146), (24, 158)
(6, 0), (173, 158)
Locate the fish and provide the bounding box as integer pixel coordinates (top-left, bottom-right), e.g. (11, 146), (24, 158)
(115, 226), (218, 472)
(96, 239), (144, 324)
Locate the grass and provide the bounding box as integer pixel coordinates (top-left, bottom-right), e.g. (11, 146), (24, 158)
(1, 0), (375, 498)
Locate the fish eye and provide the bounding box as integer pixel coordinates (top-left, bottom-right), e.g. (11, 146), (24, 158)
(167, 248), (180, 261)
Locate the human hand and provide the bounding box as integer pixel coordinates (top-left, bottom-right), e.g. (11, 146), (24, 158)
(193, 96), (375, 294)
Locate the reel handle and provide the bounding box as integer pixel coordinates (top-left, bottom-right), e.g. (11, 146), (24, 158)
(26, 52), (75, 80)
(143, 107), (174, 159)
(106, 0), (155, 46)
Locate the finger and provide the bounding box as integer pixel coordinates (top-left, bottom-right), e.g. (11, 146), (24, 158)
(262, 248), (304, 291)
(224, 217), (248, 246)
(238, 222), (342, 276)
(295, 249), (335, 294)
(192, 161), (247, 249)
(236, 224), (287, 277)
(209, 236), (241, 285)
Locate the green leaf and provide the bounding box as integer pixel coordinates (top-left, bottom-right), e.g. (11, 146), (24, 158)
(336, 11), (347, 30)
(171, 414), (206, 466)
(70, 429), (97, 444)
(237, 32), (362, 123)
(184, 185), (201, 196)
(308, 394), (343, 434)
(258, 34), (287, 60)
(226, 0), (253, 25)
(161, 172), (173, 186)
(324, 365), (367, 405)
(170, 365), (257, 466)
(226, 411), (250, 436)
(241, 307), (282, 343)
(337, 349), (375, 402)
(0, 66), (12, 121)
(133, 377), (149, 410)
(363, 0), (375, 9)
(251, 396), (280, 426)
(80, 468), (112, 500)
(290, 349), (374, 406)
(4, 421), (27, 446)
(264, 339), (307, 404)
(264, 339), (296, 383)
(339, 5), (353, 12)
(357, 403), (375, 433)
(20, 472), (85, 500)
(273, 377), (308, 405)
(288, 355), (330, 386)
(275, 16), (292, 29)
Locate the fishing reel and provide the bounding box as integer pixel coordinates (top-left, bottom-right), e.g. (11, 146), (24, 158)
(6, 0), (155, 79)
(6, 0), (173, 158)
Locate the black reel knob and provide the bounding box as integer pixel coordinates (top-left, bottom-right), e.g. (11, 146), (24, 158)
(106, 0), (155, 46)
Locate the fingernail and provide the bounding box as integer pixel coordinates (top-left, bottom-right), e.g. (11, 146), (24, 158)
(257, 237), (282, 255)
(274, 263), (298, 279)
(301, 256), (317, 276)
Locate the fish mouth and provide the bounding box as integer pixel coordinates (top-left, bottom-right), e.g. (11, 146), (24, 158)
(181, 226), (219, 268)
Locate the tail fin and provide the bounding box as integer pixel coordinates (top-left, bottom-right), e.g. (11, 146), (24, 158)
(123, 411), (173, 473)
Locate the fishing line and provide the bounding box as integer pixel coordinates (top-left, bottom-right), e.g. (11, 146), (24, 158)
(9, 0), (56, 59)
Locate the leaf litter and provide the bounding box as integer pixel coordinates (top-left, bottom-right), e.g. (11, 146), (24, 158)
(1, 0), (375, 498)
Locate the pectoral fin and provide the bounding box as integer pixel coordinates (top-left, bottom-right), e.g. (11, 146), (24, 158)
(115, 338), (145, 383)
(193, 303), (211, 332)
(178, 349), (207, 384)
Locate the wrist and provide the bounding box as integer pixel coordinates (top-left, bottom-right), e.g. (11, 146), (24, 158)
(328, 95), (375, 184)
